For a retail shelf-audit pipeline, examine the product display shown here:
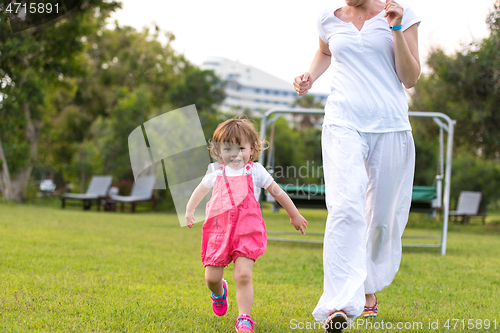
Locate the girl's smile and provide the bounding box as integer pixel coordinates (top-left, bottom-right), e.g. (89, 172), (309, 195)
(220, 140), (254, 170)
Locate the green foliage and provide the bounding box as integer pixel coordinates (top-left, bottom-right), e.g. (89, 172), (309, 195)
(52, 25), (225, 190)
(450, 150), (500, 212)
(78, 24), (187, 114)
(294, 95), (324, 109)
(411, 3), (500, 158)
(411, 117), (441, 186)
(67, 140), (105, 191)
(1, 4), (227, 198)
(410, 3), (500, 208)
(267, 118), (299, 183)
(0, 0), (121, 200)
(90, 85), (152, 179)
(265, 117), (323, 185)
(0, 0), (121, 143)
(0, 131), (31, 175)
(168, 69), (226, 114)
(198, 111), (237, 144)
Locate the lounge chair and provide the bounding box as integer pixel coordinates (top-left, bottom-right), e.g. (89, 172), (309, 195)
(106, 175), (159, 213)
(61, 175), (113, 211)
(449, 191), (485, 224)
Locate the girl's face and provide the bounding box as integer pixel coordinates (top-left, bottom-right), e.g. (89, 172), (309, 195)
(220, 140), (254, 170)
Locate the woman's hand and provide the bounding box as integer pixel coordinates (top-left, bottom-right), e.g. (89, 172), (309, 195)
(385, 0), (420, 88)
(384, 0), (403, 27)
(294, 38), (331, 95)
(293, 72), (313, 96)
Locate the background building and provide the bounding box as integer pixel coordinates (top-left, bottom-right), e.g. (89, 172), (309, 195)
(201, 56), (328, 114)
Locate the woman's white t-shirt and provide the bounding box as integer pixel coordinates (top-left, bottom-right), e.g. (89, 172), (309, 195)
(318, 1), (420, 133)
(202, 162), (273, 202)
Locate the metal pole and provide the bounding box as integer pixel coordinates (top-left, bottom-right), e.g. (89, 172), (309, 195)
(259, 109), (455, 254)
(259, 116), (268, 166)
(441, 119), (455, 255)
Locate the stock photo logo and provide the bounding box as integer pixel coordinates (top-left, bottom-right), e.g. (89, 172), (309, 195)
(128, 105), (213, 227)
(2, 0), (80, 33)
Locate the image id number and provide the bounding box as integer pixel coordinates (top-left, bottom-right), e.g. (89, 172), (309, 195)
(4, 2), (60, 14)
(443, 319), (498, 330)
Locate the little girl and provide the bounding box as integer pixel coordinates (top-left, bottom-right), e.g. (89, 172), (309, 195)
(185, 117), (308, 333)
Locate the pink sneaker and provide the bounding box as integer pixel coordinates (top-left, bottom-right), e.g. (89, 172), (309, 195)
(211, 278), (228, 316)
(235, 314), (256, 333)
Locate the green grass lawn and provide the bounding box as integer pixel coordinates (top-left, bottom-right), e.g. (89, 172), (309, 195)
(1, 202), (500, 332)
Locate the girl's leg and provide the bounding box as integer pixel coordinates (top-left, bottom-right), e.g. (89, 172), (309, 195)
(205, 265), (225, 296)
(233, 256), (254, 315)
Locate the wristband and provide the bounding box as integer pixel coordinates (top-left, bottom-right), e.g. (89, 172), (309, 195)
(390, 25), (402, 30)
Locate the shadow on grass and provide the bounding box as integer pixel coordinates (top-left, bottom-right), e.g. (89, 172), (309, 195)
(402, 246), (442, 255)
(12, 195), (176, 214)
(448, 221), (500, 235)
(267, 240), (323, 250)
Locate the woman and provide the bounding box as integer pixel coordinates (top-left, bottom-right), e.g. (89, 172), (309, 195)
(293, 0), (420, 331)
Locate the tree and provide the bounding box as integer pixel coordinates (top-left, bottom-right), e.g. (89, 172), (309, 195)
(293, 95), (324, 129)
(410, 2), (500, 210)
(294, 95), (324, 109)
(43, 24), (191, 190)
(0, 0), (120, 201)
(61, 25), (226, 188)
(1, 7), (226, 199)
(167, 69), (226, 115)
(411, 2), (500, 158)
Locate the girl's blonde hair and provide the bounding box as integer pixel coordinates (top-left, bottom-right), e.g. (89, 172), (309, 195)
(209, 117), (267, 162)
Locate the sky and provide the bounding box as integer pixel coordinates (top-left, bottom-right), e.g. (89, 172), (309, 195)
(108, 0), (497, 94)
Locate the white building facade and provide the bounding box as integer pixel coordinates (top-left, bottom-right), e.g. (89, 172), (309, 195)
(201, 56), (328, 113)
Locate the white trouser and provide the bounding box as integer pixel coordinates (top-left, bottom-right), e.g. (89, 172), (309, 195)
(312, 125), (415, 322)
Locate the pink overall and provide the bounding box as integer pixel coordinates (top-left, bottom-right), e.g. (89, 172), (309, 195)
(201, 162), (267, 267)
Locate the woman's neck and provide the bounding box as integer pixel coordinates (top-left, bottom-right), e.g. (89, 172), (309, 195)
(346, 0), (384, 21)
(351, 0), (374, 11)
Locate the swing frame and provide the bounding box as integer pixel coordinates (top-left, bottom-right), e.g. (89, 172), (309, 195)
(259, 108), (455, 255)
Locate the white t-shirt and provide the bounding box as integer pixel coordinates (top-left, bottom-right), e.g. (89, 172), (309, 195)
(202, 162), (273, 201)
(317, 1), (420, 133)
